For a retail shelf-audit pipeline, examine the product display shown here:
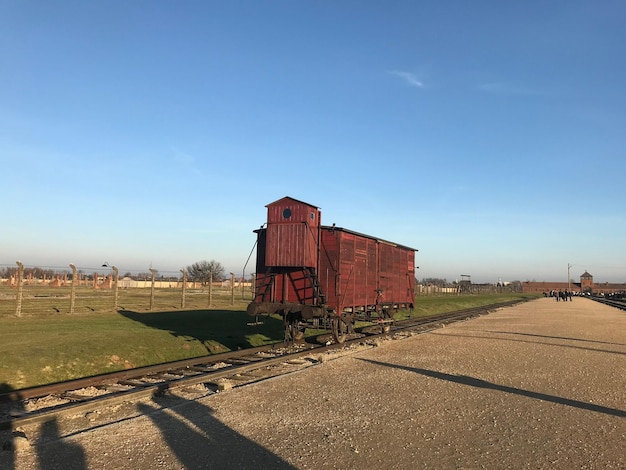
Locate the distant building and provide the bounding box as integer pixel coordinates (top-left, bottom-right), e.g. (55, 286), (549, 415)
(521, 271), (626, 295)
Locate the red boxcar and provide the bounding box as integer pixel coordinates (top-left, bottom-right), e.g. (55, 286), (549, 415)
(247, 197), (417, 342)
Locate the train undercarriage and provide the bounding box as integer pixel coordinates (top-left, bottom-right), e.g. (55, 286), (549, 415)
(247, 300), (403, 343)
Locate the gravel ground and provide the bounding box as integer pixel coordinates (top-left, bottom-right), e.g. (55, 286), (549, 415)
(2, 297), (625, 469)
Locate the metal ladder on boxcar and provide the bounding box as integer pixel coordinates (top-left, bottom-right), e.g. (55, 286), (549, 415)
(254, 267), (325, 306)
(253, 270), (276, 302)
(282, 267), (325, 306)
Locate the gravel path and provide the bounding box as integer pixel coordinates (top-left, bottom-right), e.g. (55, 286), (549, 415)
(3, 297), (625, 469)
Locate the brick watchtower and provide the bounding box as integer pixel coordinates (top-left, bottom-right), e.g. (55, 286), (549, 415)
(580, 271), (593, 294)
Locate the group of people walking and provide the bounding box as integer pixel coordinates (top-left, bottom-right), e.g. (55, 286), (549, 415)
(547, 289), (573, 301)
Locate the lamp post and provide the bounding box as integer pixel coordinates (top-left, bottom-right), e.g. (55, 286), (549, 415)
(567, 263), (572, 295)
(149, 268), (157, 310)
(102, 262), (119, 310)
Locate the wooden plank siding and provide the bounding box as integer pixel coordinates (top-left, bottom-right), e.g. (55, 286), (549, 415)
(265, 197), (320, 268)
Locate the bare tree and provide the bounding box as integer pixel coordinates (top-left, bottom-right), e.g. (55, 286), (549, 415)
(186, 260), (225, 285)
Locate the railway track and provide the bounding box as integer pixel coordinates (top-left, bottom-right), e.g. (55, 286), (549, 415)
(588, 295), (626, 311)
(0, 299), (526, 432)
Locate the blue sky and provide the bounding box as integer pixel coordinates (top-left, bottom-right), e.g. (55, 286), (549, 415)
(2, 1), (625, 283)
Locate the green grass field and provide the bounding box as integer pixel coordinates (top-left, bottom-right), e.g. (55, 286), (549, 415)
(0, 288), (538, 391)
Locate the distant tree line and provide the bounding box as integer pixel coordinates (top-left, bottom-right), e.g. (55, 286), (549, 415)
(419, 277), (452, 287)
(417, 277), (523, 290)
(1, 259), (227, 283)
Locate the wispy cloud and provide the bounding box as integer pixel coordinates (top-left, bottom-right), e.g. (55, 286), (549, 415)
(389, 70), (425, 88)
(171, 147), (204, 177)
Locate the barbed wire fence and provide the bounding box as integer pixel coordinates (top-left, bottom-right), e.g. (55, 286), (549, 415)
(0, 261), (256, 317)
(1, 261), (519, 317)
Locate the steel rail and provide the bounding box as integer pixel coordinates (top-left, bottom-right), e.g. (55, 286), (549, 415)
(0, 345), (326, 430)
(588, 296), (626, 311)
(0, 343), (304, 404)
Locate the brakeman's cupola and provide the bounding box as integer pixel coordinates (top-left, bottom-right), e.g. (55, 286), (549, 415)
(265, 197), (321, 268)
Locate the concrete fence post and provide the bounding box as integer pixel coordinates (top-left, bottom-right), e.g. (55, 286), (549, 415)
(230, 272), (235, 306)
(208, 272), (213, 307)
(180, 269), (187, 309)
(112, 266), (119, 310)
(15, 261), (24, 317)
(69, 263), (77, 314)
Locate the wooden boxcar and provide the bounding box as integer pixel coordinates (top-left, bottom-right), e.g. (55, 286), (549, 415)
(247, 197), (417, 342)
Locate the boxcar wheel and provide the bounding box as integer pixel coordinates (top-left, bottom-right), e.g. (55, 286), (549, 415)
(285, 315), (305, 342)
(291, 324), (305, 341)
(332, 317), (347, 344)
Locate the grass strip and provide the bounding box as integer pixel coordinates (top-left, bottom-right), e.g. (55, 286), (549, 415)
(0, 293), (538, 391)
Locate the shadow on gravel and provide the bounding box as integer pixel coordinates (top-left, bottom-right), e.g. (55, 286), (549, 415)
(358, 359), (626, 418)
(481, 330), (626, 347)
(432, 331), (626, 356)
(2, 414), (88, 470)
(138, 394), (296, 469)
(118, 309), (285, 353)
(35, 418), (87, 470)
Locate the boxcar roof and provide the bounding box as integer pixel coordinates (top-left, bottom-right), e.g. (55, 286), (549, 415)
(266, 196), (320, 209)
(321, 225), (418, 252)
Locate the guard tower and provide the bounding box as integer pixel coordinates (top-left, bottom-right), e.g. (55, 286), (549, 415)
(580, 271), (593, 294)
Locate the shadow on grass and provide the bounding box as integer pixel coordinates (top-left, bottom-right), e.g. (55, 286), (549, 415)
(118, 308), (286, 354)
